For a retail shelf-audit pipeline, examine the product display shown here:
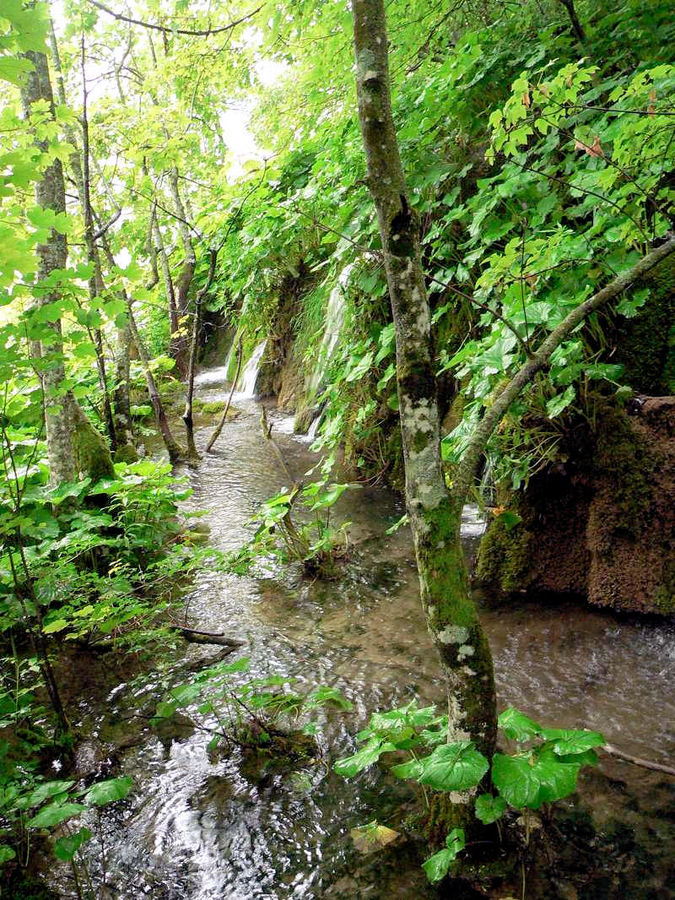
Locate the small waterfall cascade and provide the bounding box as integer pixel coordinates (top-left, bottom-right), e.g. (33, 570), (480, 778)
(306, 413), (322, 441)
(238, 339), (267, 398)
(308, 262), (355, 395)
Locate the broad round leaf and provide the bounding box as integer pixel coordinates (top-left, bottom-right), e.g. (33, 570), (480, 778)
(28, 802), (86, 829)
(417, 742), (489, 792)
(53, 827), (92, 861)
(475, 793), (507, 824)
(84, 776), (133, 807)
(498, 707), (543, 742)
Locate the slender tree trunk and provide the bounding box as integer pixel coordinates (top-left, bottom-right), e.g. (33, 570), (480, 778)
(126, 300), (185, 463)
(168, 168), (196, 377)
(352, 0), (497, 769)
(152, 208), (179, 339)
(206, 334), (242, 453)
(50, 20), (118, 452)
(96, 227), (136, 453)
(182, 247), (218, 459)
(79, 34), (117, 450)
(558, 0), (586, 44)
(351, 1), (675, 786)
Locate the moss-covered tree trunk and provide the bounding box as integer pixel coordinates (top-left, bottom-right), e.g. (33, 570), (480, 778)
(352, 0), (497, 764)
(22, 46), (114, 485)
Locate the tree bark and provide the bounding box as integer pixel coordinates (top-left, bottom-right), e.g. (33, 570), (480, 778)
(182, 247), (218, 459)
(125, 300), (185, 464)
(168, 168), (196, 377)
(21, 45), (114, 485)
(352, 0), (497, 765)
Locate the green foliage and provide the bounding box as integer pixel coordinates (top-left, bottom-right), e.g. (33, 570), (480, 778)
(149, 655), (352, 754)
(0, 739), (133, 873)
(227, 480), (356, 578)
(335, 702), (605, 883)
(422, 828), (466, 883)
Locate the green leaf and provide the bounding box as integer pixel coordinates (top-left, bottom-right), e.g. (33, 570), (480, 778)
(540, 728), (605, 756)
(53, 827), (92, 861)
(42, 619), (68, 634)
(0, 845), (16, 864)
(26, 780), (75, 808)
(533, 750), (581, 804)
(390, 757), (424, 780)
(492, 754), (541, 808)
(492, 749), (582, 810)
(475, 793), (507, 824)
(422, 848), (456, 883)
(84, 776), (133, 807)
(415, 742), (489, 792)
(334, 737), (394, 777)
(28, 802), (86, 828)
(170, 683), (202, 706)
(546, 385), (575, 418)
(422, 829), (465, 883)
(0, 57), (33, 86)
(498, 707), (543, 742)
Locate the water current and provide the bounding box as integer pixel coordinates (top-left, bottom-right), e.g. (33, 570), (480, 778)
(55, 367), (674, 899)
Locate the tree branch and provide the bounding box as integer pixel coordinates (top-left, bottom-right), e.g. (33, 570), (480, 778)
(86, 0), (262, 37)
(452, 235), (675, 508)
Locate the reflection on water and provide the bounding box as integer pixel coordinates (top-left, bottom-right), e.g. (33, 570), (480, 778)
(64, 371), (674, 899)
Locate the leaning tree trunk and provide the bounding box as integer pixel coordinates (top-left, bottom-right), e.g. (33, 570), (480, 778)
(125, 300), (185, 464)
(352, 0), (497, 764)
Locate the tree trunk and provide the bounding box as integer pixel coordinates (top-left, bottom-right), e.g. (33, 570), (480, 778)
(21, 46), (114, 485)
(182, 247), (218, 459)
(352, 0), (497, 766)
(79, 34), (117, 450)
(125, 300), (185, 464)
(168, 168), (196, 377)
(558, 0), (586, 44)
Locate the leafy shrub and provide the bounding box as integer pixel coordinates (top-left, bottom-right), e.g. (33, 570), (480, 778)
(335, 702), (605, 883)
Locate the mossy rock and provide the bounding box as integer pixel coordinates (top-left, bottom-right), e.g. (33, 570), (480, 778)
(476, 398), (674, 614)
(294, 404), (318, 434)
(610, 254), (675, 395)
(194, 398), (241, 417)
(114, 443), (139, 464)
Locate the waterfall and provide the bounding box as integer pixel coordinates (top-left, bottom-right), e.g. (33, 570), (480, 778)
(238, 339), (267, 398)
(308, 262), (356, 395)
(307, 413), (321, 441)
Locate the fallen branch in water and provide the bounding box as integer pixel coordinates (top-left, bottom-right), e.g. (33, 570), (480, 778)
(603, 744), (675, 777)
(170, 625), (245, 649)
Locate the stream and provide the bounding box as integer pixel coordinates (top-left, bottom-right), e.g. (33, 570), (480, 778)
(54, 367), (675, 899)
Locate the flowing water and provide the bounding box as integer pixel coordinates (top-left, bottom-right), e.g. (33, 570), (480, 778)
(53, 368), (674, 899)
(307, 264), (355, 397)
(238, 340), (268, 399)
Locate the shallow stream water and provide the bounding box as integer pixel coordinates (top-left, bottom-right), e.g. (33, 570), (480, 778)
(54, 368), (675, 899)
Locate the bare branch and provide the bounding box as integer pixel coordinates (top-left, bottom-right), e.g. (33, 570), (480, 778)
(86, 0), (263, 38)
